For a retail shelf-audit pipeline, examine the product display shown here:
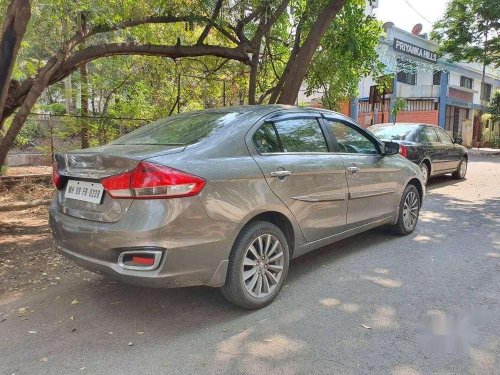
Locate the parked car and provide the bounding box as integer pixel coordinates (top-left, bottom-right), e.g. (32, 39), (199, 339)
(368, 123), (468, 186)
(50, 106), (424, 309)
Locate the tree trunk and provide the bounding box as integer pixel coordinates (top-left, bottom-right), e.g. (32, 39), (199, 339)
(77, 13), (89, 148)
(277, 0), (346, 105)
(0, 0), (31, 130)
(248, 45), (261, 104)
(79, 62), (89, 148)
(0, 54), (64, 168)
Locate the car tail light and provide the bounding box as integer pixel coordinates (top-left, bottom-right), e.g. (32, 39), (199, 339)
(52, 164), (63, 189)
(399, 145), (408, 158)
(101, 161), (206, 199)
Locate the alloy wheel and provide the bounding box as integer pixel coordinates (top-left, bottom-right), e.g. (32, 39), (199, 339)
(419, 164), (429, 185)
(242, 234), (284, 298)
(459, 159), (467, 178)
(402, 191), (419, 231)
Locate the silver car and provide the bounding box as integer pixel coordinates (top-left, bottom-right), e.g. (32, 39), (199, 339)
(49, 105), (424, 309)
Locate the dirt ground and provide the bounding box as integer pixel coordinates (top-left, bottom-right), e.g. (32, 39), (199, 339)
(0, 180), (83, 297)
(4, 166), (52, 176)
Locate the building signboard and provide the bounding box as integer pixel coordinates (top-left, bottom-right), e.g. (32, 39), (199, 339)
(393, 38), (437, 63)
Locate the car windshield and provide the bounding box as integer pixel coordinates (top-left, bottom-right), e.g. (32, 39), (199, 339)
(112, 111), (241, 146)
(368, 125), (417, 141)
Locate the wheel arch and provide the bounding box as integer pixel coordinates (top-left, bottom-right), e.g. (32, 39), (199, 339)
(420, 158), (432, 175)
(406, 178), (424, 207)
(240, 211), (297, 257)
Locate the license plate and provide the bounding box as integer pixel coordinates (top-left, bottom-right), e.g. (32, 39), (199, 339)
(65, 180), (104, 204)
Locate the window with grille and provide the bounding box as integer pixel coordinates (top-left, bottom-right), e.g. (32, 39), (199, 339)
(433, 71), (441, 85)
(396, 58), (416, 85)
(460, 76), (473, 89)
(481, 83), (492, 100)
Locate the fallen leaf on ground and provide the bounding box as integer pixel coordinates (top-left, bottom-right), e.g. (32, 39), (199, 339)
(18, 307), (28, 317)
(71, 299), (79, 305)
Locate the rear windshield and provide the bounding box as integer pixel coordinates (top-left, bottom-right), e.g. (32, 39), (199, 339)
(112, 111), (241, 146)
(368, 125), (417, 141)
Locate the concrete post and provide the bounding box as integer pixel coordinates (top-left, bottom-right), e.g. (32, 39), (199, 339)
(389, 76), (398, 123)
(350, 99), (358, 122)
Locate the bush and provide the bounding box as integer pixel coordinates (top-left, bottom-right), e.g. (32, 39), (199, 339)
(14, 119), (45, 148)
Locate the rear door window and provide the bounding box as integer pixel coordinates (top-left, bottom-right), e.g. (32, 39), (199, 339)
(435, 127), (454, 144)
(273, 118), (328, 153)
(419, 127), (440, 143)
(327, 120), (379, 154)
(253, 123), (281, 153)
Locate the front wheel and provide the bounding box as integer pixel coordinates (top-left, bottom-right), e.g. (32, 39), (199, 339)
(391, 184), (421, 235)
(221, 221), (290, 309)
(452, 157), (467, 179)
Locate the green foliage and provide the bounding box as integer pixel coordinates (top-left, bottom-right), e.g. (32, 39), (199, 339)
(391, 97), (406, 121)
(2, 0), (382, 149)
(486, 90), (500, 124)
(13, 119), (45, 148)
(431, 0), (500, 67)
(40, 103), (66, 115)
(304, 0), (384, 109)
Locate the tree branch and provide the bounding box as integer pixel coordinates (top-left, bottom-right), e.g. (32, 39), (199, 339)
(251, 0), (291, 46)
(197, 0), (224, 45)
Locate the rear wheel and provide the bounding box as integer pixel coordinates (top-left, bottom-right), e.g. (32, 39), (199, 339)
(452, 157), (467, 179)
(419, 162), (429, 186)
(391, 184), (420, 235)
(221, 221), (290, 309)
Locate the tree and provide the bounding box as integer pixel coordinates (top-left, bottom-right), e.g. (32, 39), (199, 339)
(0, 0), (30, 124)
(0, 0), (380, 169)
(304, 0), (383, 109)
(487, 90), (500, 124)
(391, 97), (406, 122)
(432, 0), (500, 101)
(0, 0), (255, 167)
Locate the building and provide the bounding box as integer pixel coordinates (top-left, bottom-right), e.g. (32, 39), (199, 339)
(346, 23), (500, 146)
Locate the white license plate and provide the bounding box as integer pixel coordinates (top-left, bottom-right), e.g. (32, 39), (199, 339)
(65, 180), (104, 204)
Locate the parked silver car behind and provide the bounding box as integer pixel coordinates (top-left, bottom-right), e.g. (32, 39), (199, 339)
(50, 105), (424, 309)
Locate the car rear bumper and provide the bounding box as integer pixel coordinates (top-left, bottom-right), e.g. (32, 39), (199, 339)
(49, 197), (238, 288)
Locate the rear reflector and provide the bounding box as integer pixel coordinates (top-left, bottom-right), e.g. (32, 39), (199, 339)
(101, 161), (205, 199)
(132, 256), (155, 266)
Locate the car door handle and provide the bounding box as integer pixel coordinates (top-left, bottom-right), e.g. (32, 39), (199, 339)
(347, 166), (359, 173)
(270, 170), (292, 177)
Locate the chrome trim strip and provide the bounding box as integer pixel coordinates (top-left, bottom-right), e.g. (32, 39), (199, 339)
(349, 190), (395, 200)
(292, 193), (346, 202)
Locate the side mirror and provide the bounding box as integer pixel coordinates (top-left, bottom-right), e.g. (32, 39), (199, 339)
(383, 141), (400, 155)
(454, 137), (463, 145)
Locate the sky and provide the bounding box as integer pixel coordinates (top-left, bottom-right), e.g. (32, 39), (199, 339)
(373, 0), (449, 34)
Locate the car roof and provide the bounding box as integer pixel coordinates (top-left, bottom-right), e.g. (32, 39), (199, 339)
(371, 122), (440, 128)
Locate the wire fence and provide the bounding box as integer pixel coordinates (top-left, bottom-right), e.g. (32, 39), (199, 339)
(9, 113), (152, 167)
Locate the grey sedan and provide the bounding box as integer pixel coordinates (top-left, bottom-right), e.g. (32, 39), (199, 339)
(49, 105), (424, 309)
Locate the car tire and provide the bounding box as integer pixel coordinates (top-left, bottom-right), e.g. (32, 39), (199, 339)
(419, 162), (429, 186)
(391, 184), (421, 236)
(452, 157), (467, 180)
(221, 221), (290, 309)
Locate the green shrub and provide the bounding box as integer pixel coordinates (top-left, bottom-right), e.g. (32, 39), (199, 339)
(14, 119), (45, 148)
